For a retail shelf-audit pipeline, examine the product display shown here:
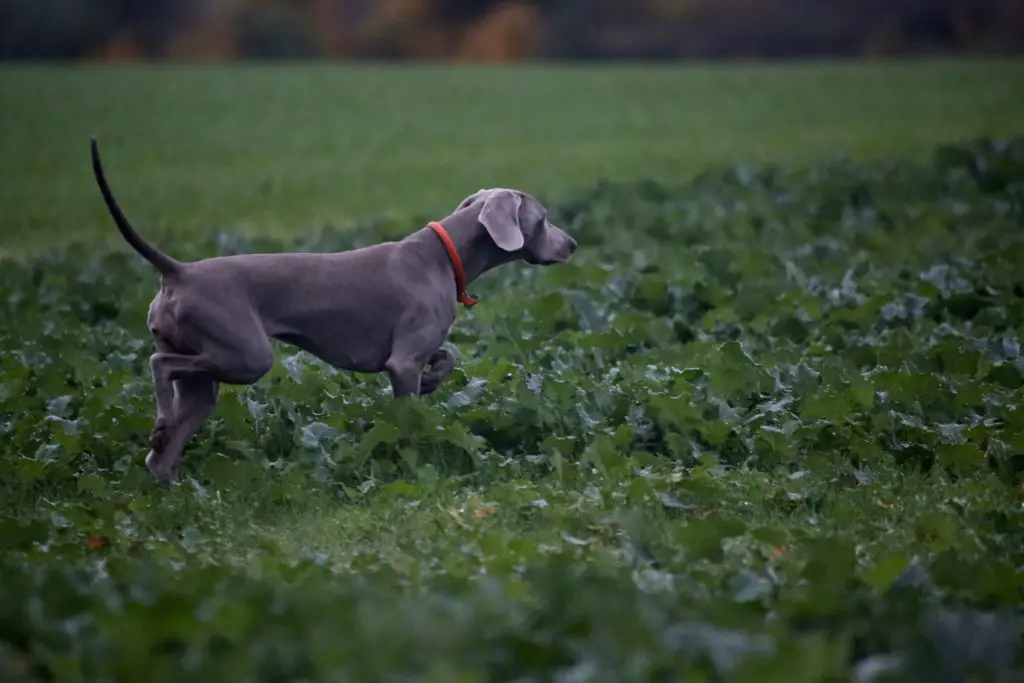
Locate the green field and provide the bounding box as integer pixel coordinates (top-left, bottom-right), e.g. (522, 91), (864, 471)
(2, 62), (1024, 682)
(1, 60), (1022, 255)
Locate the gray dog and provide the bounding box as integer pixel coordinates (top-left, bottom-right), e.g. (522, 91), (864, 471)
(89, 137), (578, 484)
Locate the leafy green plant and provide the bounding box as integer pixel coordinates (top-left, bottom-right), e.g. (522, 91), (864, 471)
(2, 137), (1024, 682)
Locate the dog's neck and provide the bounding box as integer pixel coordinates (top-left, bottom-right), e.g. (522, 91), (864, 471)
(406, 208), (518, 289)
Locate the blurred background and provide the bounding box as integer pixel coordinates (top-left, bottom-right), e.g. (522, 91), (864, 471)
(2, 0), (1023, 63)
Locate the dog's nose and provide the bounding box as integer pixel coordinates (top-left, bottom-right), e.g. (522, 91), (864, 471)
(568, 236), (579, 252)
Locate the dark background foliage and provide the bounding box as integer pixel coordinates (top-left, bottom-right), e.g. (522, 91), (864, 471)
(1, 0), (1022, 62)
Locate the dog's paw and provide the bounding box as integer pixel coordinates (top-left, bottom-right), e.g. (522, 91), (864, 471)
(150, 417), (173, 453)
(145, 450), (178, 486)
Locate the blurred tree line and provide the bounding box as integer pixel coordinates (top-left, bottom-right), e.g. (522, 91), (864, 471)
(1, 0), (1022, 62)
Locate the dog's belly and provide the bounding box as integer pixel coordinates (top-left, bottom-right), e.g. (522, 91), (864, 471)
(266, 313), (394, 374)
(262, 301), (393, 370)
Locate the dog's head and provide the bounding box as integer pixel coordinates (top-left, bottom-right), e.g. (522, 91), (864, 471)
(455, 188), (578, 265)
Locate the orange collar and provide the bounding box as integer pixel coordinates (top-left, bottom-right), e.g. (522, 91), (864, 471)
(427, 221), (478, 307)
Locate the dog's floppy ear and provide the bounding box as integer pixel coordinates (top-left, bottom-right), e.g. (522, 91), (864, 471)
(479, 190), (524, 252)
(456, 189), (487, 211)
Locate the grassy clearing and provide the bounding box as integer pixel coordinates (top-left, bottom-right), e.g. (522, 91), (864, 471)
(2, 123), (1024, 680)
(1, 60), (1023, 256)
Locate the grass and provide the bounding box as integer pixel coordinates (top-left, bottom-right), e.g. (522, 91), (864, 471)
(2, 61), (1024, 681)
(1, 60), (1023, 256)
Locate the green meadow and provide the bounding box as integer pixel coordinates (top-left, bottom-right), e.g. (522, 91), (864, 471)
(1, 60), (1021, 253)
(1, 60), (1023, 682)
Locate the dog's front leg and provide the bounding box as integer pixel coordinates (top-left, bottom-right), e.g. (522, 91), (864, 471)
(385, 313), (444, 398)
(385, 354), (424, 397)
(418, 349), (455, 396)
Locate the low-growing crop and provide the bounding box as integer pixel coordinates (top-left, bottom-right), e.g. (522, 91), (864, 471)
(2, 137), (1024, 682)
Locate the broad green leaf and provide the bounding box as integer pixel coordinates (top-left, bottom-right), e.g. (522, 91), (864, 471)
(936, 443), (985, 475)
(863, 552), (910, 594)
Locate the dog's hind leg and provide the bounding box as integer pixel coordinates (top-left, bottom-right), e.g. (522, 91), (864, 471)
(143, 302), (275, 483)
(147, 345), (178, 464)
(145, 378), (219, 484)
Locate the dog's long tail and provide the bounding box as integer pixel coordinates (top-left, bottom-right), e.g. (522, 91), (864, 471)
(90, 137), (181, 277)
